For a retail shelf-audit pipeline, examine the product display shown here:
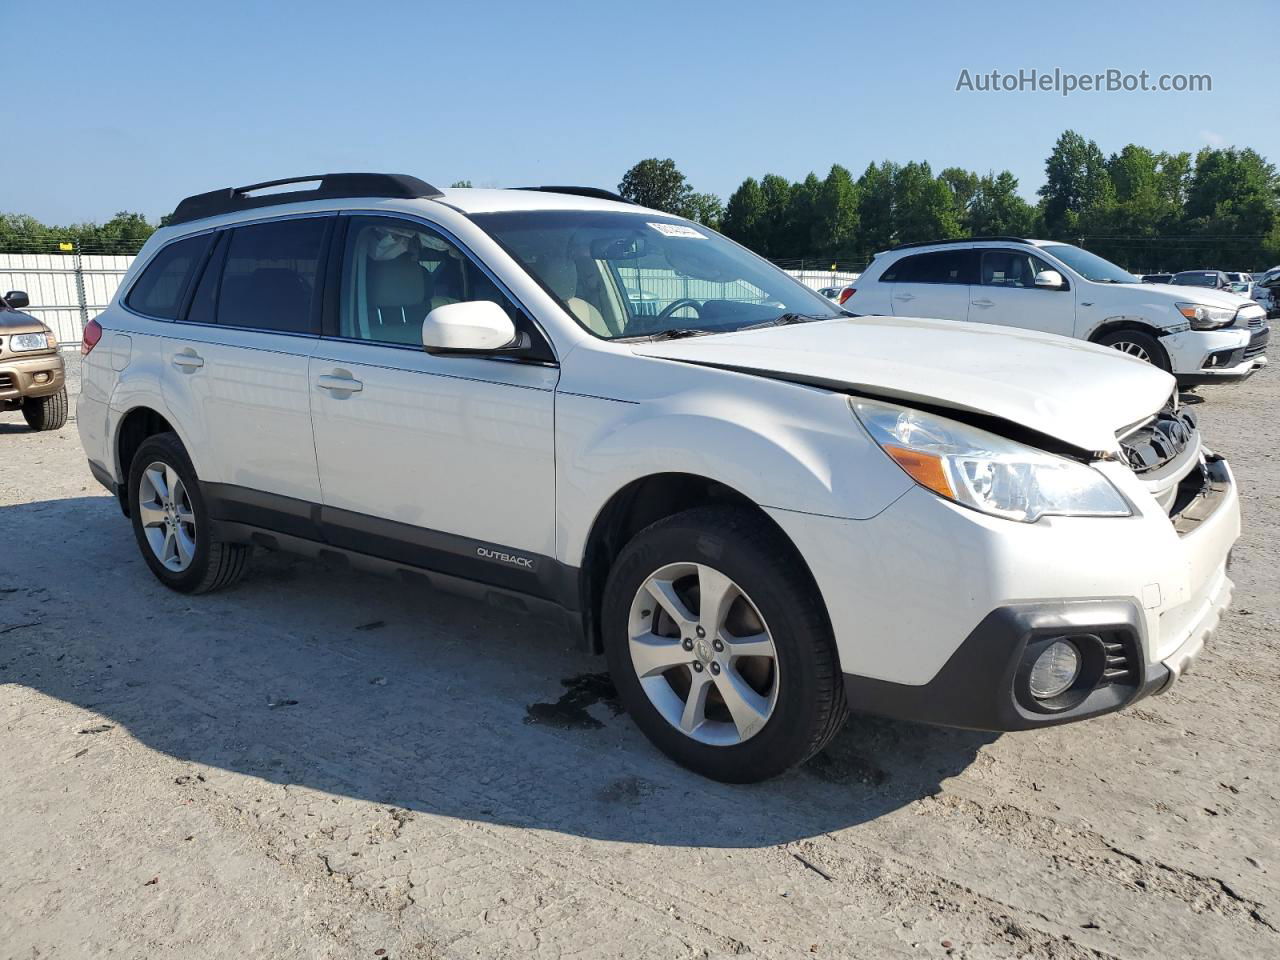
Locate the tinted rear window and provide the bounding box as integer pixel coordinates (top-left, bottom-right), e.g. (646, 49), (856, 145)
(126, 234), (212, 318)
(882, 250), (976, 284)
(216, 218), (329, 333)
(1173, 272), (1217, 286)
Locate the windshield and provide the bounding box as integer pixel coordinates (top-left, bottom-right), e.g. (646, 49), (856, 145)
(1038, 244), (1138, 284)
(470, 210), (843, 339)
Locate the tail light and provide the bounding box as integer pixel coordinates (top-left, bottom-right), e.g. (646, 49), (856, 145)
(837, 287), (856, 305)
(81, 318), (103, 355)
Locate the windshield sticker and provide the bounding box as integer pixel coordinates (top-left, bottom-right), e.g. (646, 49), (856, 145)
(647, 222), (706, 239)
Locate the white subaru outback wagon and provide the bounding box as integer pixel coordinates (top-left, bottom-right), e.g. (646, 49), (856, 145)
(844, 237), (1269, 386)
(78, 174), (1241, 782)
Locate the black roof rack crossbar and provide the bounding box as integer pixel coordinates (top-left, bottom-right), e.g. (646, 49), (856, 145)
(889, 235), (1030, 252)
(516, 185), (633, 204)
(168, 173), (444, 226)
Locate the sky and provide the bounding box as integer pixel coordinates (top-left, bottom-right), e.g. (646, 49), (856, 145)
(2, 0), (1274, 225)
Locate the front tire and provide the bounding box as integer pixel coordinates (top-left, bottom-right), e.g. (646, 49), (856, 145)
(602, 506), (847, 783)
(22, 387), (68, 431)
(1095, 329), (1171, 372)
(127, 432), (250, 593)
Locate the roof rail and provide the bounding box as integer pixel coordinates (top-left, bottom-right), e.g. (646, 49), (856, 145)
(168, 173), (444, 226)
(516, 185), (633, 204)
(889, 235), (1029, 251)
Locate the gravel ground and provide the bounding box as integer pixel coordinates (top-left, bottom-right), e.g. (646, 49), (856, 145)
(1, 354), (1277, 960)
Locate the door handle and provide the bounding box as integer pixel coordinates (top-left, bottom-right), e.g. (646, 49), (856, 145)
(894, 293), (916, 301)
(317, 374), (363, 394)
(971, 298), (995, 308)
(171, 350), (204, 371)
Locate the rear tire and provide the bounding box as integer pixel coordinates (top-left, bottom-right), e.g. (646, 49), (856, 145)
(1095, 329), (1171, 373)
(127, 432), (250, 594)
(602, 506), (847, 783)
(22, 387), (69, 431)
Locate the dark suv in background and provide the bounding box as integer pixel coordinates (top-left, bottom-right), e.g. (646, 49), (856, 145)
(0, 290), (68, 431)
(1171, 270), (1234, 291)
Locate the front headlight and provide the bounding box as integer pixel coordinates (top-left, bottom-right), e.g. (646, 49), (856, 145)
(8, 332), (50, 352)
(1176, 302), (1234, 330)
(851, 398), (1131, 523)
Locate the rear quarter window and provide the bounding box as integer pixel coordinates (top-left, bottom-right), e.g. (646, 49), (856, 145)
(882, 250), (976, 284)
(125, 234), (213, 319)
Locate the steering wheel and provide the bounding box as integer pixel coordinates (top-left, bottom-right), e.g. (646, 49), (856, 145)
(656, 298), (702, 321)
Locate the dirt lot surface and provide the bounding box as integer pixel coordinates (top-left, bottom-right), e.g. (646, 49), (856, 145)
(1, 356), (1277, 960)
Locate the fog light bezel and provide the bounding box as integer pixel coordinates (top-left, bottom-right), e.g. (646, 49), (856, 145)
(1014, 633), (1107, 714)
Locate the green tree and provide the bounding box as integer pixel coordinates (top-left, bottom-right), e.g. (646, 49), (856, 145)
(721, 177), (768, 252)
(680, 191), (724, 230)
(784, 172), (823, 255)
(1183, 147), (1280, 266)
(812, 164), (859, 258)
(939, 167), (980, 233)
(893, 161), (962, 244)
(969, 171), (1037, 236)
(450, 179), (473, 188)
(618, 158), (692, 215)
(1039, 130), (1114, 238)
(758, 174), (793, 256)
(856, 161), (898, 257)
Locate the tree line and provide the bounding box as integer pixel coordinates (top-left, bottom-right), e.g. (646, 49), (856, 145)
(617, 131), (1280, 272)
(4, 132), (1278, 270)
(0, 211), (155, 255)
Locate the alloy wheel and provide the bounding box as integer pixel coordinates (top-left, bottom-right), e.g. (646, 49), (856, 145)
(137, 461), (197, 572)
(1109, 340), (1152, 362)
(627, 562), (779, 746)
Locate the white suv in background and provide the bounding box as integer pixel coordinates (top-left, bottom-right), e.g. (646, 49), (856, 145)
(78, 176), (1241, 782)
(844, 238), (1269, 386)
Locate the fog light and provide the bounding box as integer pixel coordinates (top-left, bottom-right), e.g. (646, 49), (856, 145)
(34, 372), (50, 383)
(1028, 640), (1081, 699)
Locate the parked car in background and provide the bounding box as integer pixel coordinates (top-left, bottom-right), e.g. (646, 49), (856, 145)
(1224, 271), (1254, 296)
(817, 286), (843, 300)
(1171, 270), (1233, 291)
(76, 174), (1242, 782)
(1255, 268), (1280, 317)
(845, 238), (1268, 385)
(1141, 273), (1174, 284)
(0, 290), (69, 431)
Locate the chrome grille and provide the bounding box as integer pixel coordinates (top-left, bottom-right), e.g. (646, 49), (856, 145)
(1237, 306), (1266, 328)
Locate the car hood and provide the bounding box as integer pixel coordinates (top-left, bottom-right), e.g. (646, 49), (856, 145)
(632, 316), (1175, 452)
(0, 308), (46, 333)
(1139, 283), (1254, 308)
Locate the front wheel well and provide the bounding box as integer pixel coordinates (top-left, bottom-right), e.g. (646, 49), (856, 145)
(577, 473), (820, 654)
(114, 407), (176, 516)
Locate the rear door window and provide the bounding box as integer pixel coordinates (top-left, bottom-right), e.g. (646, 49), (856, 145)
(126, 234), (213, 319)
(215, 217), (330, 334)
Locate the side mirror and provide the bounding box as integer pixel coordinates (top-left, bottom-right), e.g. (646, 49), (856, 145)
(1033, 270), (1066, 290)
(3, 290), (30, 310)
(422, 300), (519, 355)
